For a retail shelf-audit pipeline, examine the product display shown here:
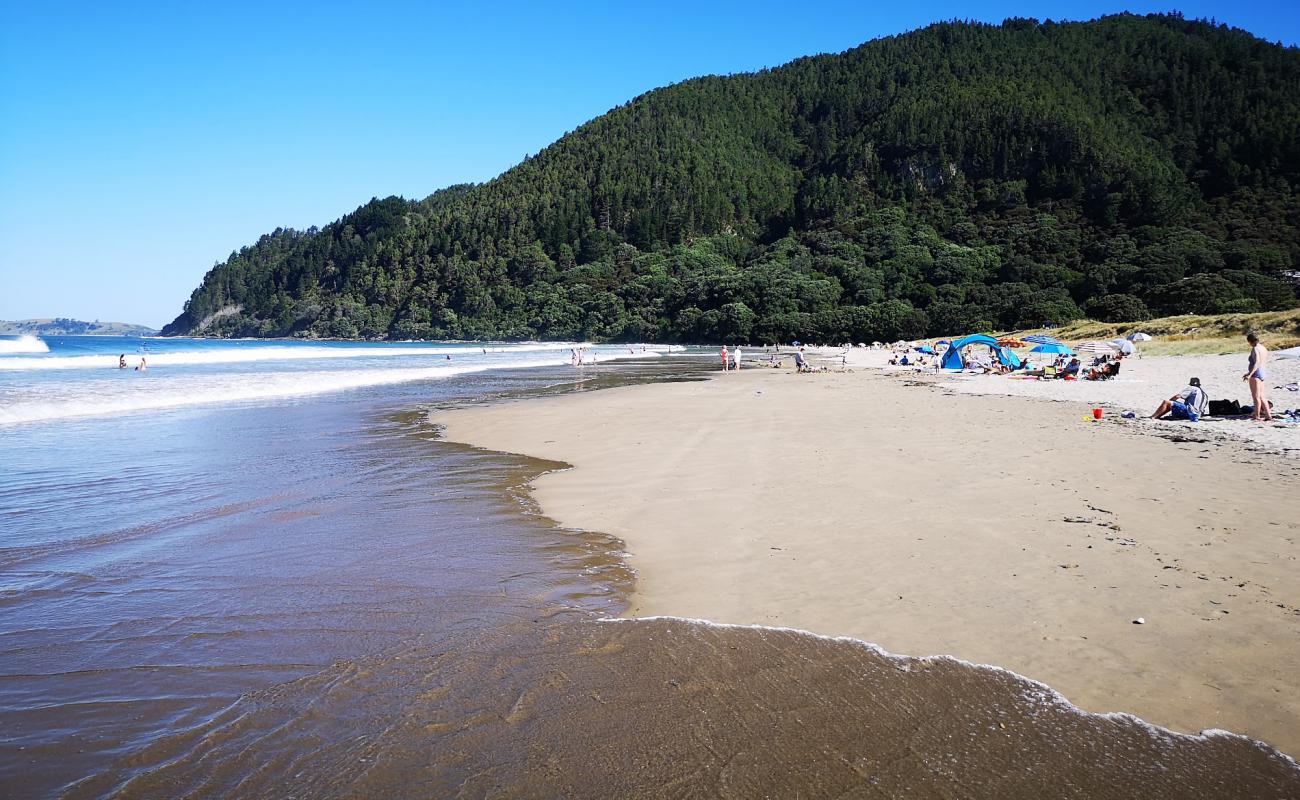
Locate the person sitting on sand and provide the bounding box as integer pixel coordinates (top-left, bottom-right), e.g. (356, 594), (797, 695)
(1243, 332), (1273, 421)
(1063, 357), (1081, 378)
(1151, 377), (1206, 421)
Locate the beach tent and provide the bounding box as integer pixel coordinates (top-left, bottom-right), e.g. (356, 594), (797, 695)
(940, 334), (1018, 370)
(1109, 338), (1136, 355)
(997, 346), (1022, 369)
(1127, 332), (1152, 342)
(914, 345), (935, 354)
(1278, 346), (1300, 360)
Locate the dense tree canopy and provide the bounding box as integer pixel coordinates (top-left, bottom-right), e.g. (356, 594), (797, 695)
(163, 14), (1300, 342)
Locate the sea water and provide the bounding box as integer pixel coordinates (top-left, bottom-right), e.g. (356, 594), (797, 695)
(0, 336), (691, 797)
(0, 335), (680, 425)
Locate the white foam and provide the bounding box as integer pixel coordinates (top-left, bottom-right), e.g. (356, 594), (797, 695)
(0, 347), (677, 426)
(0, 342), (673, 371)
(0, 335), (50, 354)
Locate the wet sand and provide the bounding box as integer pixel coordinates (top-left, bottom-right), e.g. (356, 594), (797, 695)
(439, 363), (1300, 758)
(68, 617), (1299, 799)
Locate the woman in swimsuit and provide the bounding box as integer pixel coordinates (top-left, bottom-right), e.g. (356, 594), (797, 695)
(1243, 332), (1272, 421)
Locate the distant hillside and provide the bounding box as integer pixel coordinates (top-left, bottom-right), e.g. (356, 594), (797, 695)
(0, 318), (159, 336)
(165, 14), (1300, 343)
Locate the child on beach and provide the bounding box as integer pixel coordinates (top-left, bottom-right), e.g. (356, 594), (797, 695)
(720, 345), (729, 371)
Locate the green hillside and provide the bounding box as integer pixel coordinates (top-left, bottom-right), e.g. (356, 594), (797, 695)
(163, 14), (1300, 343)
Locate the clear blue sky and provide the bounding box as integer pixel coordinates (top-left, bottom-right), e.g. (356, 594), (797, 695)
(2, 1), (1296, 328)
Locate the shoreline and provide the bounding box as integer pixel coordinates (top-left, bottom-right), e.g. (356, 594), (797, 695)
(438, 355), (1300, 757)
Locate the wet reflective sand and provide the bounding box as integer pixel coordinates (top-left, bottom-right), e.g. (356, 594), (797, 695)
(70, 617), (1299, 798)
(0, 361), (696, 798)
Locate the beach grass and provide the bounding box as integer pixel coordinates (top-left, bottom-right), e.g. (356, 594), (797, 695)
(1005, 308), (1300, 356)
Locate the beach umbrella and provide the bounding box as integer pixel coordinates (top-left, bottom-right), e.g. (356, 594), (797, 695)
(1024, 334), (1062, 345)
(1127, 332), (1152, 342)
(1030, 343), (1073, 355)
(1076, 341), (1118, 355)
(997, 338), (1025, 347)
(1108, 338), (1136, 355)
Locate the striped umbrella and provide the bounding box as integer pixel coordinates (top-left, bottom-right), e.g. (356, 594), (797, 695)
(1024, 334), (1062, 345)
(1076, 340), (1119, 355)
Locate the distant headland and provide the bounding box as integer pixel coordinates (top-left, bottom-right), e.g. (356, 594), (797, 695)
(0, 318), (158, 336)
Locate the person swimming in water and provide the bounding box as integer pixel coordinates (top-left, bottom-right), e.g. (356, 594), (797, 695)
(118, 354), (126, 369)
(135, 356), (147, 372)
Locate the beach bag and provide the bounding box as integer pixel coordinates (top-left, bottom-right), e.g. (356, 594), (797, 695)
(1207, 399), (1240, 416)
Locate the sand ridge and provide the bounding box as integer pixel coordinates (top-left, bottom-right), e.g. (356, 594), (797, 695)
(437, 357), (1300, 756)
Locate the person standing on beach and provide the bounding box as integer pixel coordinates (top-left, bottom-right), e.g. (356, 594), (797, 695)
(1243, 332), (1273, 421)
(720, 345), (729, 372)
(732, 346), (742, 371)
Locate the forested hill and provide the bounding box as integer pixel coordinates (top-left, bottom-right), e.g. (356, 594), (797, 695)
(163, 14), (1300, 343)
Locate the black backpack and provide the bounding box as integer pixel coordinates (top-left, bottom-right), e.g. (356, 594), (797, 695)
(1207, 398), (1240, 416)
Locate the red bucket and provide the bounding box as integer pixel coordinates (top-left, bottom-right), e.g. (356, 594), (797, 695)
(1092, 408), (1103, 420)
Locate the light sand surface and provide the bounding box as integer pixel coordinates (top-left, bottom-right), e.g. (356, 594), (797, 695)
(851, 347), (1300, 455)
(438, 361), (1300, 755)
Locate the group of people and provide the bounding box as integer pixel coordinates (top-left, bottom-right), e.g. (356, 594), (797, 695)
(1151, 333), (1275, 422)
(719, 345), (743, 371)
(888, 351), (931, 368)
(118, 353), (146, 371)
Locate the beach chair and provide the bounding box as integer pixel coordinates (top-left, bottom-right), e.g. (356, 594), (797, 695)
(1042, 365), (1058, 379)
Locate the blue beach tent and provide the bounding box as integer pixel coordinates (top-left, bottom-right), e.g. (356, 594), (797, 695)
(940, 334), (1017, 370)
(997, 346), (1022, 369)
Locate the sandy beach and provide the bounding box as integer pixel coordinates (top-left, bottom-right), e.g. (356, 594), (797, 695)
(882, 348), (1300, 457)
(438, 351), (1300, 757)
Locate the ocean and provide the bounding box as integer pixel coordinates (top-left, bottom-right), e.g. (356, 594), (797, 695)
(2, 335), (1297, 798)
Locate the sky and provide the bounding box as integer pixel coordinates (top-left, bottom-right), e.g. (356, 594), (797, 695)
(2, 1), (1297, 328)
